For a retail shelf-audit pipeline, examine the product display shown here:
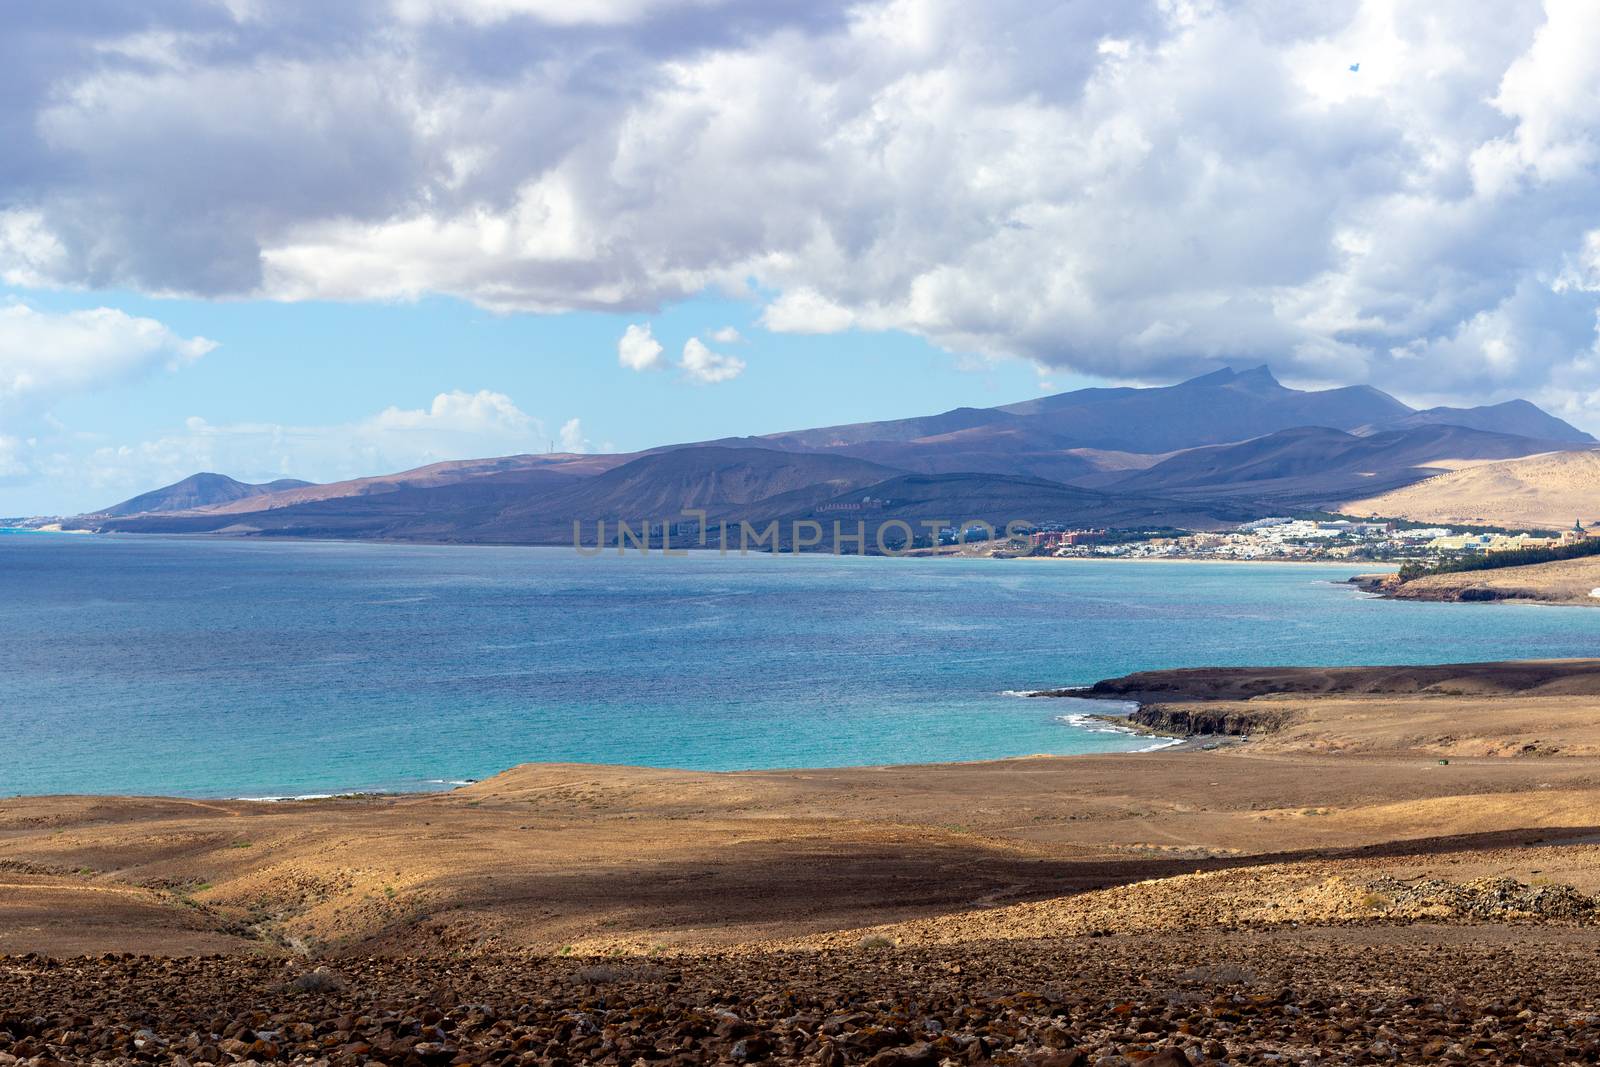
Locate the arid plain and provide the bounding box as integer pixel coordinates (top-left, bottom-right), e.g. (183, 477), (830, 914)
(12, 660), (1600, 1064)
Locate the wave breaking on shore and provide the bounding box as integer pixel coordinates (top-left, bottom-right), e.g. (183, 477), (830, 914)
(1000, 689), (1183, 752)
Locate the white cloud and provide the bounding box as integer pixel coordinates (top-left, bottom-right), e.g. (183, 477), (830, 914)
(365, 389), (535, 435)
(392, 0), (726, 27)
(617, 323), (667, 371)
(0, 211), (70, 288)
(558, 416), (592, 453)
(761, 289), (856, 334)
(6, 1), (1600, 413)
(708, 326), (744, 343)
(680, 337), (745, 384)
(0, 301), (216, 408)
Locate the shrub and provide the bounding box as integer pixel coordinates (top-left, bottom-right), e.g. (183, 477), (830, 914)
(1402, 536), (1600, 582)
(286, 968), (346, 994)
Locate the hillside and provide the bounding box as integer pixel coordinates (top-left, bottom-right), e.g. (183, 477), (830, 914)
(1342, 449), (1600, 530)
(94, 473), (314, 517)
(783, 471), (1250, 536)
(457, 447), (909, 543)
(96, 468), (587, 539)
(830, 424), (1111, 482)
(756, 365), (1588, 481)
(76, 365), (1596, 544)
(99, 448), (908, 543)
(176, 452), (625, 516)
(1372, 399), (1596, 443)
(1109, 424), (1565, 504)
(764, 365), (1418, 456)
(97, 449), (1247, 545)
(995, 365), (1415, 452)
(1390, 554), (1600, 606)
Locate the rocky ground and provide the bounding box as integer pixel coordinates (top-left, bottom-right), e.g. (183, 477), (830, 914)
(8, 924), (1600, 1067)
(13, 661), (1600, 1063)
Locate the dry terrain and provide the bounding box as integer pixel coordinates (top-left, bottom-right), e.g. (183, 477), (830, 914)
(1342, 448), (1600, 529)
(1390, 553), (1600, 605)
(10, 660), (1600, 1063)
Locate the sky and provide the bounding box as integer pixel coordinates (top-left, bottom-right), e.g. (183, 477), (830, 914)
(4, 0), (1600, 514)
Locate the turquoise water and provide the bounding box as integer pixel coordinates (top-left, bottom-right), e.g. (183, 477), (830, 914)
(4, 536), (1599, 798)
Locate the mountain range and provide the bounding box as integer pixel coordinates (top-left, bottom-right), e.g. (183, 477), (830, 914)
(79, 366), (1597, 546)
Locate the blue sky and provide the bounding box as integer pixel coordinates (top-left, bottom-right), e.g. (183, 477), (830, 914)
(4, 1), (1600, 513)
(1, 281), (1063, 513)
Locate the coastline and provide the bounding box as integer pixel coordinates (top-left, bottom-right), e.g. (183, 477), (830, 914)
(10, 662), (1600, 951)
(12, 656), (1600, 1062)
(20, 529), (1402, 568)
(1012, 554), (1390, 568)
(1365, 554), (1600, 608)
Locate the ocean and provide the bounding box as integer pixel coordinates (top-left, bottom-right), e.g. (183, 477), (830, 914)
(5, 534), (1600, 798)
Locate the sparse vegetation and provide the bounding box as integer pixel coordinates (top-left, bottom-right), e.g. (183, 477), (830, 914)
(284, 967), (346, 994)
(1359, 891), (1394, 913)
(1398, 536), (1600, 581)
(856, 934), (895, 950)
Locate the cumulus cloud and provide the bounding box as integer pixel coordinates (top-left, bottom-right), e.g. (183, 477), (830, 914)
(365, 389), (535, 435)
(707, 326), (743, 343)
(761, 290), (855, 335)
(0, 301), (215, 408)
(6, 2), (1600, 413)
(558, 416), (591, 452)
(619, 323), (743, 382)
(617, 323), (667, 371)
(680, 338), (744, 384)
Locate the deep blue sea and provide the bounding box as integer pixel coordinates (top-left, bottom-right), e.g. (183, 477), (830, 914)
(5, 533), (1600, 798)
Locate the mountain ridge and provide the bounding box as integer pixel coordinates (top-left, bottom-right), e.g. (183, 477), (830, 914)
(93, 473), (316, 517)
(78, 366), (1594, 543)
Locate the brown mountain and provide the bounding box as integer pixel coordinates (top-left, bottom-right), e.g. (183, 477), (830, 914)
(93, 473), (316, 517)
(777, 472), (1252, 540)
(1362, 399), (1595, 443)
(753, 366), (1589, 483)
(97, 448), (905, 543)
(1341, 450), (1600, 530)
(1109, 424), (1569, 505)
(81, 365), (1594, 544)
(95, 446), (1245, 545)
(96, 468), (588, 539)
(177, 452), (627, 517)
(758, 365), (1419, 456)
(990, 365), (1415, 452)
